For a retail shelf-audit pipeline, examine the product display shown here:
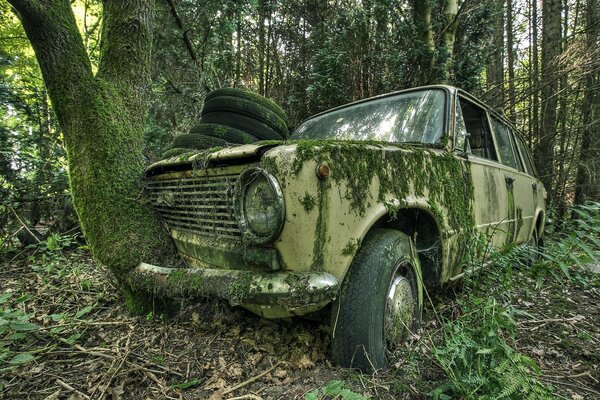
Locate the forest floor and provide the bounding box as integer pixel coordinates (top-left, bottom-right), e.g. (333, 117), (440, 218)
(0, 247), (598, 400)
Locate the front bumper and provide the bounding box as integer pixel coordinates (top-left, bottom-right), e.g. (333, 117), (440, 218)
(130, 262), (340, 318)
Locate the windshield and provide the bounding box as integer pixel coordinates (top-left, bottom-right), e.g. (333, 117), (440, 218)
(291, 89), (447, 144)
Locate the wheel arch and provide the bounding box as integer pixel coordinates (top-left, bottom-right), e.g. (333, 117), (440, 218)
(351, 200), (447, 287)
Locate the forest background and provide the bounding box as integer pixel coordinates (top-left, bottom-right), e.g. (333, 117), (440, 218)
(0, 0), (599, 399)
(1, 0), (598, 242)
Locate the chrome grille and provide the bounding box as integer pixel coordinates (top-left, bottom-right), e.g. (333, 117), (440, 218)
(147, 173), (241, 240)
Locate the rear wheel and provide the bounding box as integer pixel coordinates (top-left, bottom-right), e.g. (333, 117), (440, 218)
(331, 229), (422, 372)
(525, 226), (542, 265)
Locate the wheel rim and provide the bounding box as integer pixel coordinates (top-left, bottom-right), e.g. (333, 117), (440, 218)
(384, 267), (415, 346)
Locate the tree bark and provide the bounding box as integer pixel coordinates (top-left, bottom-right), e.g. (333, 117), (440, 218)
(439, 0), (459, 84)
(410, 0), (435, 85)
(7, 0), (176, 288)
(536, 0), (562, 202)
(574, 0), (600, 203)
(487, 0), (505, 108)
(506, 0), (516, 122)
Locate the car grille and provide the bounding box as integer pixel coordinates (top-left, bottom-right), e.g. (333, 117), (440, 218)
(146, 173), (241, 241)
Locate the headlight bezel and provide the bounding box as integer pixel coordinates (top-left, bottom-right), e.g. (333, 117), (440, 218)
(233, 167), (285, 244)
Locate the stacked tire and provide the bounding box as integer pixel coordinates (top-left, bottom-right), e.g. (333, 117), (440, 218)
(163, 88), (288, 158)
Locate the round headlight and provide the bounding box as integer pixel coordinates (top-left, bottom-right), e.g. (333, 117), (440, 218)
(234, 168), (285, 243)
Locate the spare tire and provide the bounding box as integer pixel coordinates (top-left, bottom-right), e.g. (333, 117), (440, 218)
(172, 133), (227, 150)
(200, 112), (283, 141)
(205, 88), (288, 124)
(162, 147), (195, 158)
(202, 96), (289, 137)
(189, 123), (257, 144)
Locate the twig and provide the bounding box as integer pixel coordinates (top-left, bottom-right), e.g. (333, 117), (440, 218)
(539, 377), (600, 396)
(520, 316), (583, 324)
(95, 331), (133, 399)
(226, 395), (263, 400)
(55, 378), (91, 399)
(9, 207), (41, 243)
(222, 362), (281, 395)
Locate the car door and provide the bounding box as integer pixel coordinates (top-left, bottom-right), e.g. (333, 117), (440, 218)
(488, 116), (536, 244)
(513, 134), (544, 239)
(455, 94), (511, 249)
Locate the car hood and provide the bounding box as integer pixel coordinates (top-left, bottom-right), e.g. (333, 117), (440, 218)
(145, 143), (281, 177)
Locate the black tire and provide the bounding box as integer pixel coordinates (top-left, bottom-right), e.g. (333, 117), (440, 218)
(200, 112), (284, 141)
(162, 147), (195, 159)
(331, 229), (423, 372)
(202, 96), (289, 137)
(205, 88), (288, 124)
(171, 133), (227, 150)
(189, 123), (258, 144)
(525, 225), (542, 266)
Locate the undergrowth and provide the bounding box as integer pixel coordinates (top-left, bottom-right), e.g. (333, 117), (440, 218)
(428, 202), (600, 399)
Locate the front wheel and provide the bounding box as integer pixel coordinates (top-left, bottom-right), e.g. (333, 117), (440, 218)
(331, 229), (423, 372)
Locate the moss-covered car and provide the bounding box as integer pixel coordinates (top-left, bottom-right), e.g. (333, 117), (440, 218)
(138, 85), (546, 371)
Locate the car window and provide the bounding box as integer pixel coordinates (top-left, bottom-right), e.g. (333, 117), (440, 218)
(291, 89), (446, 144)
(490, 117), (521, 170)
(515, 135), (536, 176)
(458, 97), (497, 161)
(454, 101), (469, 152)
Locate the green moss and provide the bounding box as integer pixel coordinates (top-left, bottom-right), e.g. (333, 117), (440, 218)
(341, 238), (361, 257)
(311, 179), (330, 270)
(260, 154), (280, 176)
(300, 192), (317, 212)
(283, 140), (476, 267)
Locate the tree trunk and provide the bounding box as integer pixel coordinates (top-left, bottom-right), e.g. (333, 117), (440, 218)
(8, 0), (176, 291)
(487, 0), (505, 108)
(411, 0), (435, 85)
(258, 0), (266, 96)
(439, 0), (459, 84)
(506, 0), (516, 122)
(536, 0), (562, 202)
(574, 0), (600, 203)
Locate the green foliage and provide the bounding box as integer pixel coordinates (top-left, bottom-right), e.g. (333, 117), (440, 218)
(305, 380), (369, 400)
(0, 292), (38, 371)
(431, 297), (553, 399)
(0, 3), (77, 248)
(537, 202), (600, 281)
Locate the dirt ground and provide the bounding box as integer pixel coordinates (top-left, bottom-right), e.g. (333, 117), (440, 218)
(0, 249), (598, 399)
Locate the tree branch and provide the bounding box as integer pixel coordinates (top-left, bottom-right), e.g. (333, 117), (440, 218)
(164, 0), (199, 66)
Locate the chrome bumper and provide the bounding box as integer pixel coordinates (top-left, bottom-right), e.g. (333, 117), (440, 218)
(130, 262), (339, 318)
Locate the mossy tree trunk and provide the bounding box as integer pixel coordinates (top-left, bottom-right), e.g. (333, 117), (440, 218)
(7, 0), (176, 287)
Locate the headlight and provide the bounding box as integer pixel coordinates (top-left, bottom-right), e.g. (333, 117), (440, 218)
(234, 168), (285, 243)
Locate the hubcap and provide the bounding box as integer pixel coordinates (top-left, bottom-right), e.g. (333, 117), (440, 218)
(385, 272), (415, 346)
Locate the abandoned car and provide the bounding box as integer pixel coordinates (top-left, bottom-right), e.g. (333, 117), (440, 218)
(139, 85), (546, 371)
